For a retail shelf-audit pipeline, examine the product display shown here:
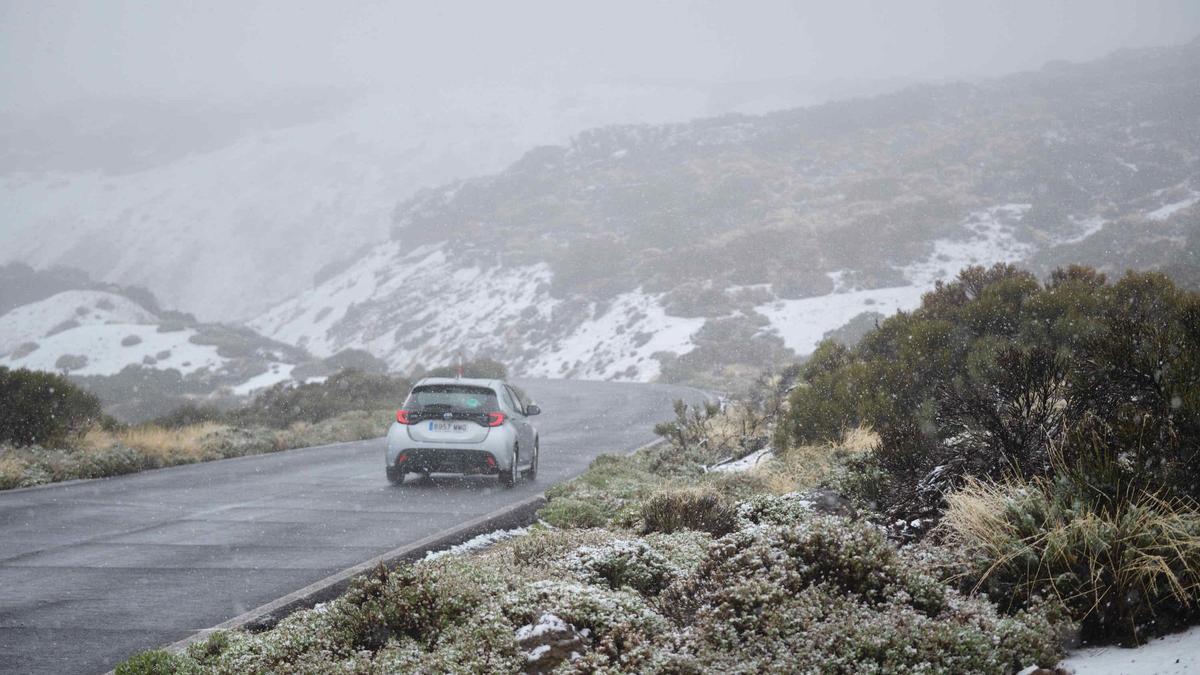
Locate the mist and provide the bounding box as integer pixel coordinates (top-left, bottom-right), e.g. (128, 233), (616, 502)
(4, 1), (1198, 111)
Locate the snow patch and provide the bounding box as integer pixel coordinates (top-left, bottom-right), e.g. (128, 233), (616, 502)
(1058, 625), (1200, 674)
(758, 204), (1032, 355)
(1147, 193), (1199, 221)
(708, 446), (775, 473)
(423, 525), (530, 561)
(230, 363), (296, 396)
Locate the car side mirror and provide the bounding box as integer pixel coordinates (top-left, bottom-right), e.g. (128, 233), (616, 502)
(525, 404), (541, 416)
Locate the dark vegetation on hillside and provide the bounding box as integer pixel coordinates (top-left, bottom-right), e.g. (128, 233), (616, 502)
(0, 367), (104, 447)
(391, 41), (1199, 305)
(779, 263), (1200, 643)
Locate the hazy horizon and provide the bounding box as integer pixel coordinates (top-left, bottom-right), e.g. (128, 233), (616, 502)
(3, 1), (1199, 115)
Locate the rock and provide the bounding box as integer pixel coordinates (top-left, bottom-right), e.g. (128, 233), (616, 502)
(517, 612), (586, 674)
(804, 487), (857, 518)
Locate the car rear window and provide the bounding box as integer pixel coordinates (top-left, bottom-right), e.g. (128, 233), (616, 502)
(406, 385), (498, 412)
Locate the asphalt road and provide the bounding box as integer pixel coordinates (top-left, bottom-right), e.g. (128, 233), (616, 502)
(0, 378), (705, 675)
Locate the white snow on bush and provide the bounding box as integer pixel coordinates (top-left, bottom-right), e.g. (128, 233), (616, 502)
(758, 204), (1032, 355)
(423, 525), (530, 561)
(516, 612), (572, 643)
(1057, 625), (1200, 674)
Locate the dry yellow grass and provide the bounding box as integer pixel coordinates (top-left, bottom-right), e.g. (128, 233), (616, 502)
(82, 422), (226, 463)
(754, 425), (877, 494)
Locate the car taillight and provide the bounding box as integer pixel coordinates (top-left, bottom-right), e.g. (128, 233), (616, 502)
(487, 411), (506, 427)
(396, 409), (412, 424)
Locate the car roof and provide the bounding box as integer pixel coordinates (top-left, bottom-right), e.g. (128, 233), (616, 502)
(414, 377), (505, 390)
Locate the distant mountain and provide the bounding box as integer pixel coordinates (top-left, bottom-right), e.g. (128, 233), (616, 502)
(253, 39), (1200, 388)
(0, 82), (838, 321)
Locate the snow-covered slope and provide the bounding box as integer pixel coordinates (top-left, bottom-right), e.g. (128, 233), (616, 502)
(251, 241), (705, 380)
(0, 283), (316, 405)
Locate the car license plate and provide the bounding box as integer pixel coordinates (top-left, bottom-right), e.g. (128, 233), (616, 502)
(429, 421), (469, 432)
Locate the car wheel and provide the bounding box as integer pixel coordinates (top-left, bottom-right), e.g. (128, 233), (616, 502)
(387, 466), (406, 486)
(500, 445), (518, 488)
(525, 439), (539, 480)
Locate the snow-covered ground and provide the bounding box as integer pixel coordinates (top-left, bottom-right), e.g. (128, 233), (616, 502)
(5, 323), (226, 377)
(0, 288), (301, 395)
(423, 526), (531, 562)
(0, 290), (156, 356)
(1058, 626), (1200, 674)
(758, 204), (1034, 355)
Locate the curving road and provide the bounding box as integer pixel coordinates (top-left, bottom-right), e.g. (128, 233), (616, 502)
(0, 379), (705, 675)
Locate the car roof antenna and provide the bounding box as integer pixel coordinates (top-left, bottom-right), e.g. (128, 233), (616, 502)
(456, 352), (463, 379)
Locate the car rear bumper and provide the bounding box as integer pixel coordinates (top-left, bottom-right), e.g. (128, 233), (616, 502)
(390, 448), (500, 475)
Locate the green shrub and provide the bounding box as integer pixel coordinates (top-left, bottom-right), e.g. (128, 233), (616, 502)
(640, 487), (737, 537)
(776, 265), (1200, 521)
(233, 369), (411, 428)
(114, 649), (198, 675)
(538, 496), (611, 529)
(0, 367), (102, 446)
(152, 403), (227, 428)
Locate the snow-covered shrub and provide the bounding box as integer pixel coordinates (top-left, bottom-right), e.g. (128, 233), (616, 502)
(538, 496), (610, 529)
(662, 515), (1065, 673)
(939, 476), (1200, 645)
(564, 539), (680, 596)
(735, 491), (817, 527)
(640, 487), (737, 536)
(504, 579), (669, 640)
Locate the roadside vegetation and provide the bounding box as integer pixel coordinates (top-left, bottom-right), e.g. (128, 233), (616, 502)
(0, 358), (505, 490)
(106, 264), (1200, 672)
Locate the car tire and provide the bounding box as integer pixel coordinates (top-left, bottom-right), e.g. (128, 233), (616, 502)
(525, 439), (539, 480)
(500, 446), (518, 488)
(387, 466), (406, 486)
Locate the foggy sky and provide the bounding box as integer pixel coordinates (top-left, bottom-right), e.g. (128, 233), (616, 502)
(3, 0), (1199, 113)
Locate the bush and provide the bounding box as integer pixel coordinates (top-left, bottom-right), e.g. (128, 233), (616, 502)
(938, 476), (1200, 645)
(152, 403), (227, 428)
(114, 649), (198, 675)
(0, 367), (102, 446)
(640, 487), (737, 537)
(234, 369), (410, 428)
(777, 265), (1200, 522)
(660, 514), (1066, 673)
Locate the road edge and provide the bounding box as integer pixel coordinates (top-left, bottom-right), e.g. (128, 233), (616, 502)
(153, 436), (668, 660)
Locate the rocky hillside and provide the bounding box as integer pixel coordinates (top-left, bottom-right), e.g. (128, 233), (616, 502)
(253, 39), (1200, 387)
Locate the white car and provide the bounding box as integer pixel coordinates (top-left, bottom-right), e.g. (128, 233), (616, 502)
(386, 377), (540, 487)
